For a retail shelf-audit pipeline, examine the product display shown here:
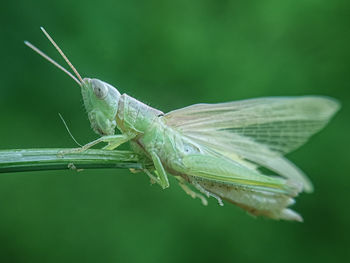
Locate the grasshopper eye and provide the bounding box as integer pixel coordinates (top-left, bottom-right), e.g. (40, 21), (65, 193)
(93, 83), (108, 99)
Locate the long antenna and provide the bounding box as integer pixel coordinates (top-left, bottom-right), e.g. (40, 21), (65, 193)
(24, 41), (81, 86)
(40, 27), (84, 84)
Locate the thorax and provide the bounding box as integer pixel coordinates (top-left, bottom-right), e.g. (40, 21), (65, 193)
(135, 116), (205, 172)
(115, 94), (204, 171)
(116, 94), (163, 134)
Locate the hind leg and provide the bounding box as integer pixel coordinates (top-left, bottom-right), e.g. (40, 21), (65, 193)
(175, 176), (208, 206)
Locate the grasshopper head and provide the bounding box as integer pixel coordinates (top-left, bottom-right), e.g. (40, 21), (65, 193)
(81, 78), (121, 136)
(25, 28), (121, 136)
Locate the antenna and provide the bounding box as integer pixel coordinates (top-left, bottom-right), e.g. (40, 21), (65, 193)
(58, 113), (82, 147)
(24, 41), (81, 86)
(40, 27), (84, 84)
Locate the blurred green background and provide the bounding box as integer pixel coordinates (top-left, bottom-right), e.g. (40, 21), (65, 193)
(0, 0), (349, 262)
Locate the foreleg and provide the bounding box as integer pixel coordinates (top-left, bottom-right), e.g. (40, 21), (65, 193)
(61, 133), (135, 154)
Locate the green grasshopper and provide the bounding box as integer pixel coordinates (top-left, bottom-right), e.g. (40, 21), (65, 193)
(25, 27), (340, 221)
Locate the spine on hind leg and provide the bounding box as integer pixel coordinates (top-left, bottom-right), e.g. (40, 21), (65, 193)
(197, 180), (302, 221)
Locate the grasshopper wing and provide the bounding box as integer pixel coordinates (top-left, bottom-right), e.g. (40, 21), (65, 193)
(165, 96), (340, 192)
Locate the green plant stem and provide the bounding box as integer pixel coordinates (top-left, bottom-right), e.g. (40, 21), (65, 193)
(0, 148), (144, 173)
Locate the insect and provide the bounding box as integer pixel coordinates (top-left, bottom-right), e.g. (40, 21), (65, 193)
(25, 27), (340, 222)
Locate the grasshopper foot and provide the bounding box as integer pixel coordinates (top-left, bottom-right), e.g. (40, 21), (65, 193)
(175, 176), (208, 206)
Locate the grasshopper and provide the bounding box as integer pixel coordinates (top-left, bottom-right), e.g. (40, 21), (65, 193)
(25, 27), (340, 221)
